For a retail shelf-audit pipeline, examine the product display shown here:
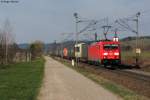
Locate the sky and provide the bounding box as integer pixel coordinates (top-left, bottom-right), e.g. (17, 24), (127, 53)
(0, 0), (150, 43)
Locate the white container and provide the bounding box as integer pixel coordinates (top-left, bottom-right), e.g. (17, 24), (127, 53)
(74, 43), (88, 58)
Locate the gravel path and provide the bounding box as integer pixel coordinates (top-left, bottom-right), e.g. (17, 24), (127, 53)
(37, 56), (122, 100)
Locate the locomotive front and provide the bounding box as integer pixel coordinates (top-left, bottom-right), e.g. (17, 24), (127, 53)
(101, 41), (121, 65)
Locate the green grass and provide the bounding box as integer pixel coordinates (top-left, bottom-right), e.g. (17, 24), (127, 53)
(0, 58), (45, 100)
(56, 58), (148, 100)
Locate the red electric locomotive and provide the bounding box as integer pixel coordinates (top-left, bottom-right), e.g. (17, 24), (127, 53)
(88, 40), (121, 66)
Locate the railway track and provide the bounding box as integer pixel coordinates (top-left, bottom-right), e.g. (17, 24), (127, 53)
(80, 63), (150, 98)
(60, 57), (150, 84)
(54, 57), (150, 98)
(85, 63), (150, 85)
(116, 69), (150, 83)
(79, 62), (150, 83)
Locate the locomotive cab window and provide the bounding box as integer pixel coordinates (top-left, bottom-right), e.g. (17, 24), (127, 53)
(104, 44), (118, 50)
(75, 47), (80, 52)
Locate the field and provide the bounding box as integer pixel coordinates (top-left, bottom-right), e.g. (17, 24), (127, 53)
(121, 37), (150, 71)
(0, 58), (45, 100)
(121, 51), (150, 72)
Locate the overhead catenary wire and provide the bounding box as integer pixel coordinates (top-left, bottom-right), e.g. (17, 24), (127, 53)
(61, 9), (150, 43)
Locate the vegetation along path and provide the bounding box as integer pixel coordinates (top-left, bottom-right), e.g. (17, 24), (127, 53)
(0, 58), (45, 100)
(37, 56), (122, 100)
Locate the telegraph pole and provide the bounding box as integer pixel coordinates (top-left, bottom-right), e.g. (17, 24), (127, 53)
(74, 13), (79, 66)
(5, 33), (8, 65)
(134, 12), (141, 67)
(61, 34), (64, 59)
(102, 18), (111, 40)
(102, 25), (111, 40)
(95, 32), (98, 42)
(114, 28), (118, 38)
(115, 12), (141, 66)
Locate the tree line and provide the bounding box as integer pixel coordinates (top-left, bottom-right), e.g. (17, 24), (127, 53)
(0, 19), (44, 65)
(0, 19), (18, 64)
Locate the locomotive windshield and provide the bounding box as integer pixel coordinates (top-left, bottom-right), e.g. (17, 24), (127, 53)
(75, 47), (80, 52)
(104, 44), (118, 50)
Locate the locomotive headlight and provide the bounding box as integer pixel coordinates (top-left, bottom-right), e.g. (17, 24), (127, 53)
(114, 52), (119, 55)
(103, 53), (108, 55)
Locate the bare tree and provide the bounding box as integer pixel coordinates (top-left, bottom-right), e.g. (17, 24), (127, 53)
(0, 19), (16, 65)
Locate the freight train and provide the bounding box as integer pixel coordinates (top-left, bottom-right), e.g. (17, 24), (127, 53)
(51, 39), (121, 67)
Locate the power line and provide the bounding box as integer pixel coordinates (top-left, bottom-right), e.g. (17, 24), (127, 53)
(141, 9), (150, 15)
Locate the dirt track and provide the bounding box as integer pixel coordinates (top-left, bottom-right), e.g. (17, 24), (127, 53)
(37, 56), (122, 100)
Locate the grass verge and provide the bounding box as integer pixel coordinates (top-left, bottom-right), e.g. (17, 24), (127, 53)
(0, 58), (45, 100)
(55, 58), (148, 100)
